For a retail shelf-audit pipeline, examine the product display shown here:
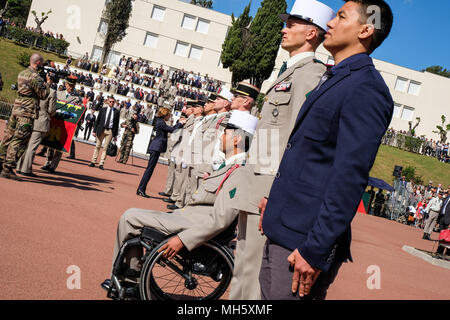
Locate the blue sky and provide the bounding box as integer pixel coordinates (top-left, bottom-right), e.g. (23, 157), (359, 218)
(208, 0), (450, 72)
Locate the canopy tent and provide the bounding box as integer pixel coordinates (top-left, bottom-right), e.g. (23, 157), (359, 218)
(359, 177), (394, 214)
(367, 177), (394, 192)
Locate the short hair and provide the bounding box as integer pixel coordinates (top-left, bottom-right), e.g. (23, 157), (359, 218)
(344, 0), (393, 53)
(157, 107), (171, 118)
(226, 128), (252, 152)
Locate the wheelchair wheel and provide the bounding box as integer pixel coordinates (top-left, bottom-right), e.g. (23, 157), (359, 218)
(139, 239), (234, 300)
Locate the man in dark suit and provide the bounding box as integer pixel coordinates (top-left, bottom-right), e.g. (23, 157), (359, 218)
(89, 96), (120, 170)
(84, 108), (96, 140)
(259, 0), (394, 300)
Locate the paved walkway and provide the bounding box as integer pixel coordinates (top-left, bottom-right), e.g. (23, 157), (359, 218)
(0, 120), (448, 300)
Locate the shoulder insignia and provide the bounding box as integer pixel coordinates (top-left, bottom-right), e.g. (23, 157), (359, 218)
(216, 164), (240, 195)
(229, 188), (237, 199)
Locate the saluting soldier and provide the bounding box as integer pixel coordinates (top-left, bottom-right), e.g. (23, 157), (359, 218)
(228, 0), (335, 300)
(0, 53), (50, 180)
(168, 101), (204, 210)
(118, 111), (140, 164)
(164, 104), (196, 209)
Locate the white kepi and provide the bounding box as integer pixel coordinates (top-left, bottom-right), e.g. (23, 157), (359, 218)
(217, 86), (234, 103)
(227, 110), (258, 136)
(279, 0), (336, 32)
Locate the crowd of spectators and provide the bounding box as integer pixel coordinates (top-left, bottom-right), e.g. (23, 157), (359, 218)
(391, 177), (449, 229)
(382, 128), (450, 163)
(53, 54), (224, 126)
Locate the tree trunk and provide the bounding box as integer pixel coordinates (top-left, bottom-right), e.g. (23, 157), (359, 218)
(100, 41), (112, 66)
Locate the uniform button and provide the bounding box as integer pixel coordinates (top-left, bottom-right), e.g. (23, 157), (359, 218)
(286, 143), (292, 150)
(275, 172), (280, 179)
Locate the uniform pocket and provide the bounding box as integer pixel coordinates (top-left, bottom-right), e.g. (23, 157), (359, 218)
(302, 107), (335, 142)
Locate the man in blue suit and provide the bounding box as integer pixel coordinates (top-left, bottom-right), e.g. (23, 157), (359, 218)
(259, 0), (394, 300)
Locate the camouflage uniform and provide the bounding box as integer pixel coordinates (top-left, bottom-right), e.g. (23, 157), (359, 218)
(118, 118), (140, 164)
(0, 67), (49, 174)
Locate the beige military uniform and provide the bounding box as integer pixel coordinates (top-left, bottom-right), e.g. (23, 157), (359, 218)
(17, 88), (57, 173)
(163, 128), (183, 196)
(112, 154), (247, 272)
(169, 115), (195, 206)
(229, 55), (327, 300)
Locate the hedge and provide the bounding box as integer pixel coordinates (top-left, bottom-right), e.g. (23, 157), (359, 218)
(0, 25), (70, 55)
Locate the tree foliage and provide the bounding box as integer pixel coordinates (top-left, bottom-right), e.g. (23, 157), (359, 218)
(220, 0), (287, 88)
(220, 3), (252, 86)
(422, 65), (450, 78)
(0, 0), (32, 26)
(31, 9), (52, 33)
(100, 0), (133, 66)
(432, 115), (450, 143)
(190, 0), (213, 8)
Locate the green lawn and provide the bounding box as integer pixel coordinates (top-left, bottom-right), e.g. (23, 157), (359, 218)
(370, 144), (450, 187)
(0, 38), (66, 103)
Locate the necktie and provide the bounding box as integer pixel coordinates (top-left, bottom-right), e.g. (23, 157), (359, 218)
(278, 61), (287, 77)
(315, 68), (333, 92)
(105, 108), (112, 129)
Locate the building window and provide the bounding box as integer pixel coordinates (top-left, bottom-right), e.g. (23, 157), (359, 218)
(395, 77), (408, 92)
(189, 46), (203, 60)
(196, 19), (210, 34)
(144, 33), (158, 48)
(327, 56), (335, 65)
(91, 46), (103, 62)
(182, 14), (196, 30)
(408, 81), (421, 96)
(98, 20), (108, 34)
(107, 51), (121, 66)
(393, 103), (402, 118)
(401, 106), (414, 121)
(174, 41), (189, 57)
(151, 5), (165, 21)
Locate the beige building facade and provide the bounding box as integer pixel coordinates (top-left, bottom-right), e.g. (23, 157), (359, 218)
(27, 0), (232, 84)
(28, 0), (449, 140)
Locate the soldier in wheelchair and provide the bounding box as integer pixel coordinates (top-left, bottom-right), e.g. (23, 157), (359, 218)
(101, 111), (258, 300)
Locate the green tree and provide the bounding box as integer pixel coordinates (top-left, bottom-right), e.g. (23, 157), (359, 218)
(220, 2), (252, 86)
(100, 0), (133, 66)
(31, 9), (52, 33)
(190, 0), (213, 8)
(240, 0), (287, 88)
(432, 115), (450, 143)
(407, 117), (420, 136)
(422, 65), (450, 78)
(0, 0), (32, 26)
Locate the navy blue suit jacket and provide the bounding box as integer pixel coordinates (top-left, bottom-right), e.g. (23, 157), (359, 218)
(147, 117), (183, 153)
(262, 53), (394, 272)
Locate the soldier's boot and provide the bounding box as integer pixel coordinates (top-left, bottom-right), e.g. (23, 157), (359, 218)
(0, 166), (22, 181)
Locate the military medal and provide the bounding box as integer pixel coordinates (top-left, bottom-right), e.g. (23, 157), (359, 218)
(272, 108), (279, 117)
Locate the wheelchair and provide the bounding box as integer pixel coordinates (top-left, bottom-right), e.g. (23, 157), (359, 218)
(106, 220), (237, 300)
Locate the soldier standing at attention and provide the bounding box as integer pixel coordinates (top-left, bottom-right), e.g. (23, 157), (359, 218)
(0, 53), (51, 180)
(118, 112), (140, 164)
(228, 0), (335, 300)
